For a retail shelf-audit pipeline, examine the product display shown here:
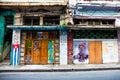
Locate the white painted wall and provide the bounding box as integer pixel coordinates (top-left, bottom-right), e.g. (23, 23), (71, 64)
(115, 18), (120, 27)
(102, 40), (119, 63)
(60, 30), (68, 65)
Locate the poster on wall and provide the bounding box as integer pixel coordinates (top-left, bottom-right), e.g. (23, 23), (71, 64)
(48, 40), (54, 63)
(11, 30), (21, 65)
(73, 41), (89, 64)
(102, 41), (118, 63)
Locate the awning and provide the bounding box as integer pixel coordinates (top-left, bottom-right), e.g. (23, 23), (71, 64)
(7, 25), (66, 30)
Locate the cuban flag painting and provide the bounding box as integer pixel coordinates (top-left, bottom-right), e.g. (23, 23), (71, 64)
(10, 30), (21, 65)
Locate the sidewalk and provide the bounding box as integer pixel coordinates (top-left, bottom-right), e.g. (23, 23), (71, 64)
(0, 63), (120, 72)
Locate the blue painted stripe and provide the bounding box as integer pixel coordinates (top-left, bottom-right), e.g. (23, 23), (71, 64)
(11, 46), (20, 65)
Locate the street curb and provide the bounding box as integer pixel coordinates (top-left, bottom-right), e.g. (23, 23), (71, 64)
(0, 67), (120, 72)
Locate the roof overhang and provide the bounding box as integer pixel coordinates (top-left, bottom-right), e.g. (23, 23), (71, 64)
(7, 25), (66, 30)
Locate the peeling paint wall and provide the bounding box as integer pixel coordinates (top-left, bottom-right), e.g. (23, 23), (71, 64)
(0, 16), (5, 61)
(68, 30), (73, 64)
(102, 40), (118, 63)
(60, 30), (67, 65)
(0, 11), (15, 61)
(117, 30), (120, 62)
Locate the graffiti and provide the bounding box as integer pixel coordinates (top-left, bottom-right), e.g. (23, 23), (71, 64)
(12, 30), (20, 44)
(48, 40), (54, 63)
(73, 41), (89, 64)
(26, 56), (31, 64)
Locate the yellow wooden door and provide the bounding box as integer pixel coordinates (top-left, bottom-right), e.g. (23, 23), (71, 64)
(32, 40), (41, 64)
(89, 41), (96, 64)
(40, 40), (48, 64)
(95, 42), (102, 64)
(89, 41), (102, 64)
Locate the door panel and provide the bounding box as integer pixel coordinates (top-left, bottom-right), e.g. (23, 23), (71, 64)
(89, 42), (96, 64)
(41, 48), (48, 57)
(89, 41), (102, 64)
(32, 40), (41, 64)
(96, 42), (102, 64)
(40, 40), (48, 64)
(41, 57), (48, 64)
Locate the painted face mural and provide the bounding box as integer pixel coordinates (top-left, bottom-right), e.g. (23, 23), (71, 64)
(73, 41), (89, 64)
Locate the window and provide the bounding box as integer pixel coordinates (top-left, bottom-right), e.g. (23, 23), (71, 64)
(43, 16), (60, 26)
(73, 19), (115, 26)
(4, 15), (14, 42)
(88, 19), (94, 25)
(5, 15), (14, 26)
(23, 16), (39, 25)
(74, 30), (117, 39)
(102, 20), (115, 25)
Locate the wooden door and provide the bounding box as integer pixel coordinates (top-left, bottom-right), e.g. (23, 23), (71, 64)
(89, 41), (96, 64)
(89, 41), (102, 64)
(40, 40), (48, 64)
(32, 40), (41, 64)
(95, 42), (102, 64)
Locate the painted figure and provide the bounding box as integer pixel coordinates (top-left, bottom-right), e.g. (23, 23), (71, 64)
(73, 41), (89, 63)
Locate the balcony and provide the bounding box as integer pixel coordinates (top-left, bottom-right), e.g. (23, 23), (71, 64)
(0, 0), (67, 6)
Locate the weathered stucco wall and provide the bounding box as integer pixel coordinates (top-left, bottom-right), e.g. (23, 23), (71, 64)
(0, 11), (15, 61)
(60, 30), (68, 65)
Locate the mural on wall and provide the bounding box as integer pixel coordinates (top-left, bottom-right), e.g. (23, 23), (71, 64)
(102, 41), (118, 63)
(11, 30), (20, 65)
(48, 40), (54, 63)
(73, 41), (89, 64)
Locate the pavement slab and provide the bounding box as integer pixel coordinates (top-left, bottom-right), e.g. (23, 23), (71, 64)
(0, 64), (120, 72)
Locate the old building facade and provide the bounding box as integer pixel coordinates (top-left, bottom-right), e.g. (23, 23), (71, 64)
(0, 0), (120, 65)
(68, 0), (120, 64)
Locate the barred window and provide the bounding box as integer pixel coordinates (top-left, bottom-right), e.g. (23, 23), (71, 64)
(74, 30), (117, 39)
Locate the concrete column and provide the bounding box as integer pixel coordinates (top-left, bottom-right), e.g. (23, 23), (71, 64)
(117, 30), (120, 62)
(60, 30), (68, 65)
(40, 17), (43, 25)
(10, 30), (21, 65)
(68, 30), (73, 64)
(60, 15), (67, 26)
(14, 13), (23, 25)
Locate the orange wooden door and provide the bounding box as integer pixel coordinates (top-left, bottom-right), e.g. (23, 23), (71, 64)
(95, 42), (102, 64)
(40, 40), (48, 64)
(89, 41), (102, 64)
(89, 41), (96, 64)
(32, 40), (41, 64)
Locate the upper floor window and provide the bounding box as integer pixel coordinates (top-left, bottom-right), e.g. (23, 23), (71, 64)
(43, 16), (60, 26)
(73, 19), (115, 26)
(5, 15), (14, 26)
(23, 16), (39, 25)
